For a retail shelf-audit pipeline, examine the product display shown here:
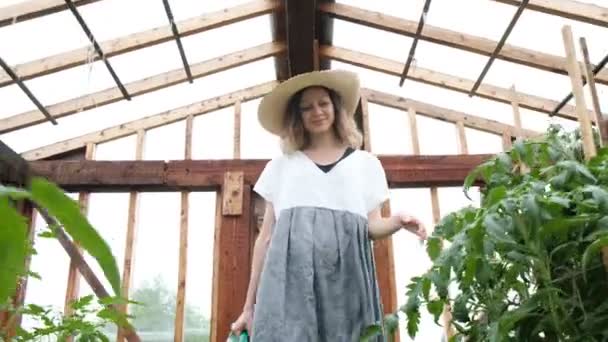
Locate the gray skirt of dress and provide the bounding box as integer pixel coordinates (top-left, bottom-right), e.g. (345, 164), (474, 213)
(251, 207), (386, 342)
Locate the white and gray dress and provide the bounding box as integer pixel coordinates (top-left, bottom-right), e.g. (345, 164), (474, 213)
(251, 148), (390, 342)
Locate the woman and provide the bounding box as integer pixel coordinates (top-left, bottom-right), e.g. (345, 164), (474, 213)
(229, 70), (427, 341)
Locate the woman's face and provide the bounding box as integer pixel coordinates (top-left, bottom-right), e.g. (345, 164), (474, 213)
(298, 87), (335, 135)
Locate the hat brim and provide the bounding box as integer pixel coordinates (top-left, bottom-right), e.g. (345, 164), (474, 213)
(257, 70), (360, 135)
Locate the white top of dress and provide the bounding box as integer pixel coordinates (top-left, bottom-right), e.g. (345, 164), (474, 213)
(253, 149), (390, 220)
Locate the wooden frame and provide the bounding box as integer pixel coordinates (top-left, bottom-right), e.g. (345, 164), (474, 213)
(321, 45), (599, 122)
(0, 0), (279, 88)
(319, 2), (608, 86)
(492, 0), (608, 28)
(0, 43), (285, 133)
(0, 0), (100, 27)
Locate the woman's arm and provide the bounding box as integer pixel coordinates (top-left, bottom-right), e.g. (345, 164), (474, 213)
(242, 201), (275, 311)
(367, 207), (428, 241)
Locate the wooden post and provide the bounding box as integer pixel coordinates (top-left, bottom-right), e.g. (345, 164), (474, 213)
(117, 130), (145, 342)
(64, 142), (96, 325)
(174, 116), (193, 342)
(234, 101), (242, 159)
(502, 131), (513, 150)
(562, 26), (608, 274)
(580, 37), (607, 146)
(210, 185), (252, 342)
(313, 39), (320, 71)
(361, 94), (372, 151)
(455, 121), (468, 155)
(509, 85), (523, 140)
(561, 25), (597, 160)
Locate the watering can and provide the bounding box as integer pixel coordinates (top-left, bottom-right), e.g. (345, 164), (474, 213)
(228, 330), (249, 342)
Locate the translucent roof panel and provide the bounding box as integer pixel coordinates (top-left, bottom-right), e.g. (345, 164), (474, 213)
(77, 0), (169, 42)
(0, 10), (88, 64)
(170, 0), (254, 21)
(2, 57), (276, 153)
(0, 84), (37, 118)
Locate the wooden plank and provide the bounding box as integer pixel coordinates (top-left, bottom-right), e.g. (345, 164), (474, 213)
(363, 88), (541, 138)
(1, 43), (285, 134)
(117, 130), (145, 342)
(270, 1), (288, 80)
(0, 0), (100, 27)
(20, 82), (277, 160)
(0, 140), (30, 185)
(510, 85), (523, 139)
(361, 94), (371, 151)
(374, 201), (398, 315)
(233, 101), (241, 159)
(492, 0), (608, 28)
(64, 143), (95, 321)
(502, 131), (513, 150)
(174, 117), (193, 342)
(323, 46), (593, 122)
(408, 107), (421, 155)
(580, 38), (607, 147)
(0, 0), (279, 87)
(319, 2), (608, 86)
(455, 121), (468, 154)
(211, 186), (252, 342)
(561, 25), (596, 160)
(284, 0), (316, 76)
(222, 171), (244, 215)
(28, 154), (491, 191)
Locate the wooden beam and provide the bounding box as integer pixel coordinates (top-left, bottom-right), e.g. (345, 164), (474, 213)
(323, 45), (596, 122)
(1, 43), (285, 134)
(562, 25), (596, 160)
(20, 82), (277, 160)
(316, 0), (335, 71)
(399, 0), (432, 86)
(363, 88), (541, 138)
(0, 0), (279, 87)
(580, 38), (607, 146)
(270, 1), (288, 80)
(285, 0), (317, 76)
(27, 154), (491, 192)
(211, 185), (253, 342)
(492, 0), (608, 28)
(0, 0), (100, 27)
(116, 130), (144, 342)
(0, 140), (31, 185)
(319, 3), (608, 86)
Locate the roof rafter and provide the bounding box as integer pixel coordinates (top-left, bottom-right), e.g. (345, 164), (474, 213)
(321, 45), (598, 122)
(319, 3), (608, 86)
(21, 82), (539, 161)
(363, 88), (540, 138)
(0, 42), (286, 133)
(284, 0), (317, 76)
(20, 81), (278, 161)
(0, 0), (279, 88)
(0, 0), (101, 27)
(492, 0), (608, 28)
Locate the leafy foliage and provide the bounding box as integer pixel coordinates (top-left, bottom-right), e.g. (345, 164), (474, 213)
(390, 125), (608, 341)
(1, 177), (128, 340)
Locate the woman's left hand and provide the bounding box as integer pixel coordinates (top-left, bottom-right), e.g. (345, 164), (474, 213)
(397, 213), (427, 240)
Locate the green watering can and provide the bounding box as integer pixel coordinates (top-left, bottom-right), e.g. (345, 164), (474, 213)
(228, 330), (249, 342)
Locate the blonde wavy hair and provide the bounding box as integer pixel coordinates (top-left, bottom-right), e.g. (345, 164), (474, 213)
(279, 86), (363, 154)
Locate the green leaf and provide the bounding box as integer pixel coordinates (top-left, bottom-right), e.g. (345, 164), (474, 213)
(359, 323), (382, 341)
(484, 186), (507, 207)
(582, 235), (608, 282)
(406, 309), (420, 339)
(29, 177), (122, 297)
(426, 236), (442, 262)
(427, 299), (445, 324)
(0, 197), (29, 303)
(0, 185), (31, 201)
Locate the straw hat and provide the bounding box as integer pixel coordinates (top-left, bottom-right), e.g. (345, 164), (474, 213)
(257, 69), (360, 135)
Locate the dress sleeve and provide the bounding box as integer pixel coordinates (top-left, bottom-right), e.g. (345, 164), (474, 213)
(253, 158), (278, 203)
(366, 154), (390, 213)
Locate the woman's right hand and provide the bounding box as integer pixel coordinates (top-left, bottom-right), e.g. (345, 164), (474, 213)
(229, 308), (253, 338)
